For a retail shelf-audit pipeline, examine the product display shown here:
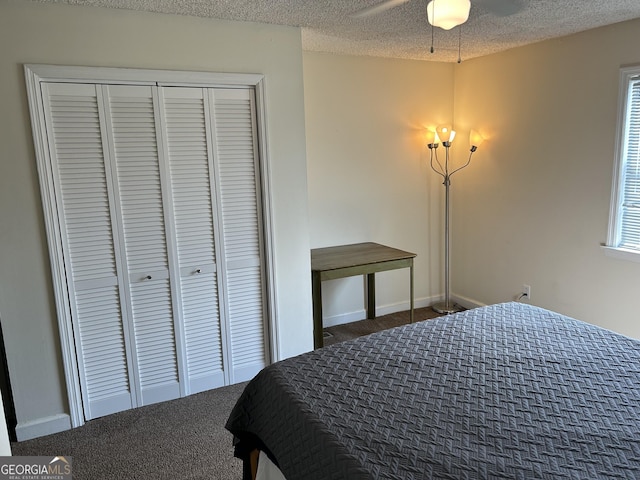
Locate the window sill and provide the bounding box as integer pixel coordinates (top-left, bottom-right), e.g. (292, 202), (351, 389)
(602, 245), (640, 263)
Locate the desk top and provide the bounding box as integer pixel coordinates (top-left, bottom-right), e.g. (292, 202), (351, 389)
(311, 242), (416, 272)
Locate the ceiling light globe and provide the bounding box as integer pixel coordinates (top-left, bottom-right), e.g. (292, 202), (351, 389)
(427, 0), (471, 30)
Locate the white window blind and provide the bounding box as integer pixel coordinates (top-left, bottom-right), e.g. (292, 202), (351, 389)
(618, 77), (640, 248)
(607, 68), (640, 260)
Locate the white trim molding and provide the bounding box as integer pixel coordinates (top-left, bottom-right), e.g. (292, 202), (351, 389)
(450, 294), (486, 310)
(376, 296), (436, 317)
(322, 295), (437, 328)
(16, 414), (71, 442)
(602, 245), (640, 263)
(24, 64), (265, 88)
(253, 78), (280, 363)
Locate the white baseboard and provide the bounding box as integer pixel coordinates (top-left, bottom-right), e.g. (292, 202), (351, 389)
(375, 296), (437, 316)
(322, 296), (437, 328)
(322, 294), (488, 328)
(323, 309), (366, 328)
(16, 413), (71, 441)
(450, 294), (486, 310)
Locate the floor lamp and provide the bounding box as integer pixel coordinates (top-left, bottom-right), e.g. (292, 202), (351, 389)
(427, 125), (484, 314)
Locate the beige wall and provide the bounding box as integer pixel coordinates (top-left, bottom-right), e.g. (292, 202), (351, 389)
(303, 52), (454, 324)
(453, 18), (640, 338)
(0, 1), (311, 439)
(304, 20), (640, 338)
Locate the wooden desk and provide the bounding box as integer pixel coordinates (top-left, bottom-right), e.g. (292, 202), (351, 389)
(311, 242), (416, 349)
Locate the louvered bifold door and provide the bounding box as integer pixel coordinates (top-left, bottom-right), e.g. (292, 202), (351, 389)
(210, 89), (268, 383)
(102, 85), (182, 406)
(159, 87), (228, 393)
(40, 83), (135, 420)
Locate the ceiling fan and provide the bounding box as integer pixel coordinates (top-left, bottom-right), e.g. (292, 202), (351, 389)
(352, 0), (522, 61)
(352, 0), (522, 22)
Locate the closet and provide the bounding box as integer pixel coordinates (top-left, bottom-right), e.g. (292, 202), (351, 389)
(28, 67), (270, 422)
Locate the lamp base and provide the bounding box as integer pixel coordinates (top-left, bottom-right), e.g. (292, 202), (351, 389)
(432, 301), (463, 315)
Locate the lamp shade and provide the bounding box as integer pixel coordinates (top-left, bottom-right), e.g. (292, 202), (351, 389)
(436, 124), (456, 143)
(427, 0), (471, 30)
(425, 129), (437, 145)
(469, 129), (485, 148)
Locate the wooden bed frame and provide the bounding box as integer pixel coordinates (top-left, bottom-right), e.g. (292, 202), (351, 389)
(249, 449), (259, 480)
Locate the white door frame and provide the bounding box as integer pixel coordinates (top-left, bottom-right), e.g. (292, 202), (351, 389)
(24, 64), (278, 427)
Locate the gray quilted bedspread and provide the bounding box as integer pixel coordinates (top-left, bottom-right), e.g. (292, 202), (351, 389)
(225, 302), (640, 479)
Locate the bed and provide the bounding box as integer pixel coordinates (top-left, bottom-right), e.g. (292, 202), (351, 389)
(225, 302), (640, 479)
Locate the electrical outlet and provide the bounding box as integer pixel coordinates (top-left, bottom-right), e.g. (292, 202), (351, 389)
(522, 284), (531, 300)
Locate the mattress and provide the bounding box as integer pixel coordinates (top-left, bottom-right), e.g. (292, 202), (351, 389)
(226, 302), (640, 479)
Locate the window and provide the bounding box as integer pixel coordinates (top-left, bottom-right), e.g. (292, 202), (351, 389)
(606, 66), (640, 262)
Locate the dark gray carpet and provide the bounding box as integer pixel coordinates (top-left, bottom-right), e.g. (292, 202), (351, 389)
(11, 307), (443, 479)
(12, 382), (247, 479)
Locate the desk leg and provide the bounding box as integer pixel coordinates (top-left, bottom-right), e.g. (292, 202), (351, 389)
(410, 261), (414, 324)
(312, 271), (323, 349)
(366, 273), (375, 319)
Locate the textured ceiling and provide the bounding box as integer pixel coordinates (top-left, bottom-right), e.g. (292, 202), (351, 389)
(33, 0), (640, 62)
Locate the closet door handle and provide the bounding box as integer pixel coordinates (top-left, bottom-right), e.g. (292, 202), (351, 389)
(195, 269), (202, 274)
(145, 275), (152, 280)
